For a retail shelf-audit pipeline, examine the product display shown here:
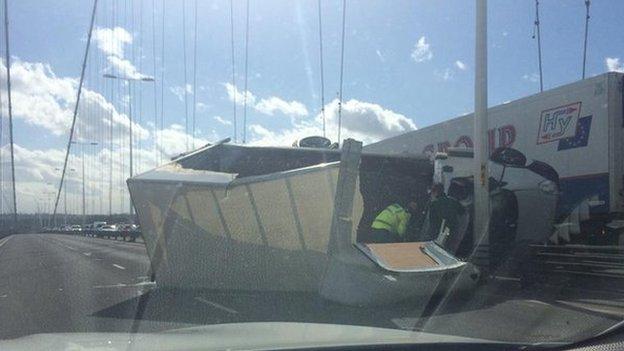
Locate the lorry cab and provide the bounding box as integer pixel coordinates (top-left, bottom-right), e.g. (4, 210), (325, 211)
(433, 147), (559, 273)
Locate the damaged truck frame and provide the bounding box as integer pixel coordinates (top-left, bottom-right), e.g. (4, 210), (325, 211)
(127, 137), (558, 306)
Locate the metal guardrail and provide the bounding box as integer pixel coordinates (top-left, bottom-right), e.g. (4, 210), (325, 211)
(46, 229), (142, 242)
(530, 244), (624, 279)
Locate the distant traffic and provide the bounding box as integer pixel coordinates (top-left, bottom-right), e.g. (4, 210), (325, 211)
(42, 222), (141, 242)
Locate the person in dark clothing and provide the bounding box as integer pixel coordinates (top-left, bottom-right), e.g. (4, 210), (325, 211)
(425, 183), (465, 241)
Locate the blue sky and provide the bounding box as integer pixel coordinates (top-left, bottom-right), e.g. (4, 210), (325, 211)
(2, 0), (624, 213)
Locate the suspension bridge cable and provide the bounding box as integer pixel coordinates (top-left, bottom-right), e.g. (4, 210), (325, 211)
(182, 0), (190, 151)
(0, 23), (4, 220)
(120, 0), (127, 213)
(138, 0), (144, 172)
(108, 0), (115, 216)
(582, 0), (590, 79)
(98, 12), (104, 216)
(317, 0), (326, 139)
(0, 2), (4, 220)
(229, 0), (237, 142)
(532, 0), (543, 92)
(337, 0), (347, 144)
(52, 0), (98, 224)
(159, 2), (165, 163)
(242, 0), (249, 144)
(3, 0), (16, 222)
(192, 0), (197, 149)
(151, 0), (159, 164)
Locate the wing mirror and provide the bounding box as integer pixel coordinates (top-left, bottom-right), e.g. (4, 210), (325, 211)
(490, 147), (527, 167)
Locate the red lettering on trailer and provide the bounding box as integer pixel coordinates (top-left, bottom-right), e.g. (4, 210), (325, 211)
(421, 124), (516, 155)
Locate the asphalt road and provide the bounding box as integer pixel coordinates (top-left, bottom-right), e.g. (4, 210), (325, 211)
(0, 233), (623, 344)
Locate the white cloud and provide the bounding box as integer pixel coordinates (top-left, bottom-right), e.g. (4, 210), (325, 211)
(411, 36), (433, 63)
(93, 26), (148, 80)
(248, 98), (416, 146)
(455, 60), (466, 70)
(196, 102), (208, 112)
(606, 57), (624, 73)
(169, 84), (193, 102)
(213, 115), (232, 126)
(224, 82), (256, 106)
(255, 97), (309, 118)
(434, 68), (454, 81)
(0, 59), (148, 141)
(223, 83), (309, 118)
(323, 99), (416, 141)
(375, 49), (385, 62)
(3, 142), (162, 214)
(92, 27), (132, 58)
(156, 124), (208, 157)
(522, 72), (540, 83)
(106, 56), (149, 80)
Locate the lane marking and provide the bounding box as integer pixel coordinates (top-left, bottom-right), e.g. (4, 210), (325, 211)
(521, 299), (552, 307)
(112, 264), (126, 270)
(83, 252), (92, 256)
(0, 237), (11, 249)
(194, 297), (238, 314)
(93, 281), (156, 289)
(492, 275), (521, 282)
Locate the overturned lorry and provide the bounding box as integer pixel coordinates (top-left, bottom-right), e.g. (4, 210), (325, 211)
(127, 136), (558, 304)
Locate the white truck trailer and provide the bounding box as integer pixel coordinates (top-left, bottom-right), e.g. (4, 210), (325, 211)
(367, 72), (624, 245)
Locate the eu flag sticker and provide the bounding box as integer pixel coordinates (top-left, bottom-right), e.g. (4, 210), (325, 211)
(557, 115), (592, 151)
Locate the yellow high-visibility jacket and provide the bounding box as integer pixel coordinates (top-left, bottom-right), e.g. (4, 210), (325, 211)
(371, 203), (411, 238)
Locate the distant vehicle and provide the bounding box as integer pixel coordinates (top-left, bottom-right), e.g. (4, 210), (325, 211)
(292, 136), (335, 149)
(69, 225), (82, 232)
(92, 221), (107, 231)
(99, 225), (117, 238)
(118, 223), (140, 242)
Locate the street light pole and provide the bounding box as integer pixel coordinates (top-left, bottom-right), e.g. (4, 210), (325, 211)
(71, 141), (98, 227)
(103, 74), (154, 221)
(128, 81), (133, 217)
(474, 0), (490, 259)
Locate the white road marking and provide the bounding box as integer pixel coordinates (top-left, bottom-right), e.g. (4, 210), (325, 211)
(0, 237), (11, 249)
(194, 297), (238, 314)
(384, 274), (397, 282)
(112, 264), (126, 270)
(492, 275), (521, 282)
(522, 299), (552, 307)
(82, 252), (92, 256)
(93, 283), (127, 288)
(93, 281), (156, 289)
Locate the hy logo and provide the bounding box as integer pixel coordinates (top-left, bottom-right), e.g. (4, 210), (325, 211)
(537, 102), (582, 144)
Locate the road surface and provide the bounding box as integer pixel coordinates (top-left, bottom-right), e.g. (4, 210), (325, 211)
(0, 233), (622, 343)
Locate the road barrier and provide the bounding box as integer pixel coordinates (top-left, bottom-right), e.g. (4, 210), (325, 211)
(44, 229), (142, 242)
(530, 244), (624, 280)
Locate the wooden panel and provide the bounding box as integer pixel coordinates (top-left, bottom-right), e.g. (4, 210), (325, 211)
(366, 242), (439, 269)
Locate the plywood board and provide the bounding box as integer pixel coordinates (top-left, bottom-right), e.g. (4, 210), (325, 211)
(365, 242), (439, 269)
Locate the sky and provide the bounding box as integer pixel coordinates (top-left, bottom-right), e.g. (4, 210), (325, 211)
(1, 0), (624, 214)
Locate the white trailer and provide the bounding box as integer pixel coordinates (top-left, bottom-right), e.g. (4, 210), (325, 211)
(367, 72), (624, 244)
